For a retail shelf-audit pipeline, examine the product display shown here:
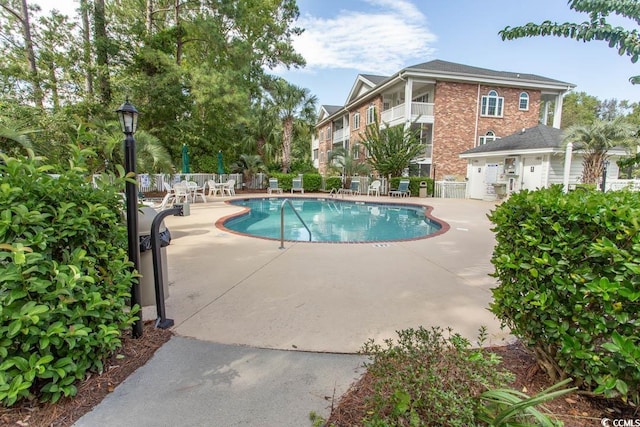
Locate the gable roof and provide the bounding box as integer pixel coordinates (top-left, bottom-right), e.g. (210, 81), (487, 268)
(460, 125), (563, 156)
(345, 74), (389, 105)
(318, 105), (343, 122)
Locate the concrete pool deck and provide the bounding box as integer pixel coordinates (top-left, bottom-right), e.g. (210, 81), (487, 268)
(75, 194), (511, 426)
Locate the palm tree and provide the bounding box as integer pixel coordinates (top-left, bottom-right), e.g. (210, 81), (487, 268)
(359, 116), (425, 178)
(563, 118), (637, 185)
(240, 99), (279, 165)
(264, 77), (317, 173)
(233, 154), (267, 189)
(0, 123), (35, 156)
(328, 146), (370, 189)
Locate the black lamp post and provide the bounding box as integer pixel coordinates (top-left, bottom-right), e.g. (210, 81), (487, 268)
(601, 159), (610, 192)
(116, 99), (143, 338)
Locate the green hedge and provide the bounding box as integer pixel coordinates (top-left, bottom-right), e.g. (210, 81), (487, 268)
(0, 156), (137, 405)
(324, 176), (342, 191)
(489, 185), (640, 404)
(269, 173), (321, 192)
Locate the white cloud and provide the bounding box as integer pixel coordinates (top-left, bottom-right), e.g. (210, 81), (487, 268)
(292, 0), (436, 75)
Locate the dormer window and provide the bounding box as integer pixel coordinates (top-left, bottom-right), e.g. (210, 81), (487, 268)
(481, 90), (503, 117)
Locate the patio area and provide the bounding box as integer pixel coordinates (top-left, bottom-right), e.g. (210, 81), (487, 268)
(142, 194), (511, 353)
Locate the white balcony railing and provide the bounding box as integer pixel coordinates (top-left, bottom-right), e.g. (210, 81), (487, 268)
(380, 102), (434, 125)
(332, 127), (350, 142)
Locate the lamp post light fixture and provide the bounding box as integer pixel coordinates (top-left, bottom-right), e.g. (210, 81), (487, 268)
(116, 98), (143, 338)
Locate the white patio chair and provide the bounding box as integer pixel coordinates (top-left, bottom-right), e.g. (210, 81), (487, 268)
(367, 180), (381, 196)
(188, 181), (207, 203)
(173, 182), (191, 203)
(208, 179), (223, 197)
(223, 179), (236, 196)
(162, 182), (176, 207)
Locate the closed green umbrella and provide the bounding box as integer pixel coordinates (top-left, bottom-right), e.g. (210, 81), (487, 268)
(182, 144), (190, 174)
(217, 150), (224, 182)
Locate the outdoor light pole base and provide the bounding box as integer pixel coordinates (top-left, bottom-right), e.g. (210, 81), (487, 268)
(155, 318), (174, 329)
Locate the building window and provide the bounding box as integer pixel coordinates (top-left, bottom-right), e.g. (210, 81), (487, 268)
(413, 94), (429, 103)
(519, 92), (529, 110)
(313, 149), (318, 160)
(480, 90), (503, 117)
(353, 112), (360, 129)
(353, 143), (360, 159)
(366, 104), (376, 124)
(326, 125), (331, 140)
(478, 131), (497, 146)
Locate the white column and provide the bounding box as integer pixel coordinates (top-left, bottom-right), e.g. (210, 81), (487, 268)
(542, 101), (550, 125)
(563, 142), (573, 193)
(552, 93), (564, 129)
(404, 77), (413, 129)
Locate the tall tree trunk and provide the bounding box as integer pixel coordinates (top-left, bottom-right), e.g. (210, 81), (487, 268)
(256, 136), (265, 159)
(80, 0), (94, 99)
(94, 0), (111, 105)
(282, 116), (293, 173)
(6, 0), (45, 107)
(146, 0), (153, 35)
(174, 0), (182, 65)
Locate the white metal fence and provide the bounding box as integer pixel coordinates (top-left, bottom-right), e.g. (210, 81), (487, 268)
(434, 181), (467, 198)
(137, 173), (244, 192)
(604, 179), (640, 192)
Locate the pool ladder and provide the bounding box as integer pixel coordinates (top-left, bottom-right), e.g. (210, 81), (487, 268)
(280, 199), (312, 248)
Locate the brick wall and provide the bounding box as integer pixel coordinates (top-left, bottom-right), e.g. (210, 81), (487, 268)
(432, 82), (541, 180)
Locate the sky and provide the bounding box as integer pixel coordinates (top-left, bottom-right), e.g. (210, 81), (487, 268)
(34, 0), (640, 107)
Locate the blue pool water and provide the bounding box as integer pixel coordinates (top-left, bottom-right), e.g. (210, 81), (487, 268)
(223, 197), (444, 243)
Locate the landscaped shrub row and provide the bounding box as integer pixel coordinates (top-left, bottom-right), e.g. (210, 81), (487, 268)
(269, 172), (321, 192)
(489, 185), (640, 404)
(0, 156), (137, 405)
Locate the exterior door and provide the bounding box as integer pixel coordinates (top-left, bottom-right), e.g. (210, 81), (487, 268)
(521, 156), (543, 191)
(468, 160), (486, 199)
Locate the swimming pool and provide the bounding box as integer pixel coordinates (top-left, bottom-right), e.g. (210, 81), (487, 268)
(221, 197), (446, 243)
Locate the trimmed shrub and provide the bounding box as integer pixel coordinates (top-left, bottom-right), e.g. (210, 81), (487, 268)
(489, 185), (640, 404)
(324, 176), (342, 191)
(269, 173), (320, 192)
(0, 156), (137, 405)
(301, 173), (321, 192)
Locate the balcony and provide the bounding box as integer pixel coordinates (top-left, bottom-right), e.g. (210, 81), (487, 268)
(380, 102), (434, 127)
(332, 126), (350, 143)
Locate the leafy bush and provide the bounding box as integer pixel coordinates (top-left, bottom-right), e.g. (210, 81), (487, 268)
(360, 326), (513, 426)
(301, 173), (321, 192)
(489, 186), (640, 404)
(324, 176), (342, 191)
(0, 156), (137, 405)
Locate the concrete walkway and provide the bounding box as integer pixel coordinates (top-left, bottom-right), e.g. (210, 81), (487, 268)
(75, 195), (509, 426)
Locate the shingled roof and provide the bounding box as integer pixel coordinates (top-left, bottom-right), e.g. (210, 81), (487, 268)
(359, 74), (388, 85)
(461, 125), (563, 155)
(406, 59), (573, 86)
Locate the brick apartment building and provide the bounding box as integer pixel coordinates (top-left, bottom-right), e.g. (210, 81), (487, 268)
(312, 59), (574, 180)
